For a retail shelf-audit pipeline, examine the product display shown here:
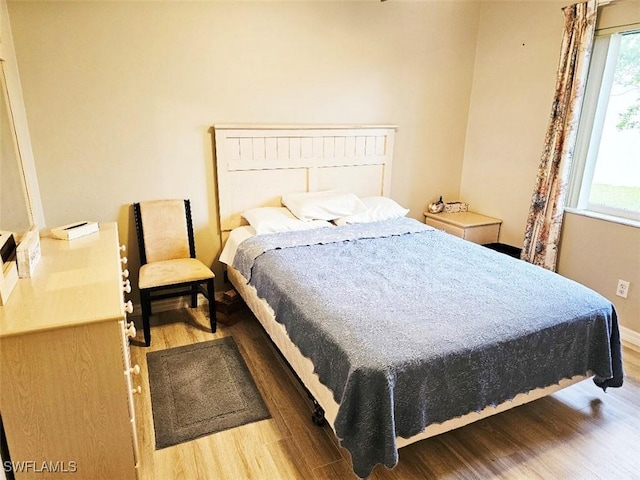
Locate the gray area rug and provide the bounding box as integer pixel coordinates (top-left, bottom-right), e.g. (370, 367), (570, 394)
(147, 336), (270, 449)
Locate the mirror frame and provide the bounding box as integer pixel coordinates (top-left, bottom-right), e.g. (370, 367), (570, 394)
(1, 0), (45, 232)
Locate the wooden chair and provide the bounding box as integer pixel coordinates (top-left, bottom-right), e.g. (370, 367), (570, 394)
(133, 199), (216, 346)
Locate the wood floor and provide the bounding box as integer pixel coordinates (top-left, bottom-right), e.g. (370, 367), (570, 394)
(129, 305), (640, 480)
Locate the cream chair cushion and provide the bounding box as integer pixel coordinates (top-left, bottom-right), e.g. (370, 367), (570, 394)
(139, 258), (214, 290)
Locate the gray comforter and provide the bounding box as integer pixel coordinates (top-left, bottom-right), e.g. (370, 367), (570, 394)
(233, 218), (623, 478)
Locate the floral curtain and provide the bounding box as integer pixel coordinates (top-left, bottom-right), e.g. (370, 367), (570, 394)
(521, 1), (597, 271)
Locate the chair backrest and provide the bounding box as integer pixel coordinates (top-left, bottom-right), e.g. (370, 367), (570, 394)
(133, 199), (196, 265)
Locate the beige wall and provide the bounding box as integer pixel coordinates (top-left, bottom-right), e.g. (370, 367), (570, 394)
(558, 213), (640, 334)
(463, 0), (640, 335)
(7, 0), (480, 294)
(460, 0), (565, 247)
(7, 1), (639, 335)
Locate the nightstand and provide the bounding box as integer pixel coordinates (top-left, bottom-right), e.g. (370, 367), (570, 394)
(424, 211), (502, 244)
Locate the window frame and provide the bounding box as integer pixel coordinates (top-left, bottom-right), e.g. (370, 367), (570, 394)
(568, 25), (640, 227)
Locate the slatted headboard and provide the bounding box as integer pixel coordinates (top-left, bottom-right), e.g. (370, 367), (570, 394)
(213, 124), (397, 233)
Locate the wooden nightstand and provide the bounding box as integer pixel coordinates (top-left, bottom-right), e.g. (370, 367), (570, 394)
(424, 211), (502, 244)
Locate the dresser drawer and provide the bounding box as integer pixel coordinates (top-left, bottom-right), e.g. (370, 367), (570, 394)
(119, 319), (141, 467)
(0, 223), (139, 479)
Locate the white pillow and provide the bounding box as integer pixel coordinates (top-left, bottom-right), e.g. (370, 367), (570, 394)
(281, 190), (366, 222)
(241, 207), (332, 235)
(333, 196), (409, 226)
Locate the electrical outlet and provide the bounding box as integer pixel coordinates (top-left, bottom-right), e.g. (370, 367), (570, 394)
(616, 279), (630, 298)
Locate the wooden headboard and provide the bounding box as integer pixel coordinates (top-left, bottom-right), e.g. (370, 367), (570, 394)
(213, 124), (397, 233)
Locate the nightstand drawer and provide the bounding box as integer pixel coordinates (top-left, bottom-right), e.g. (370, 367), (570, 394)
(424, 211), (502, 245)
(424, 217), (466, 238)
(462, 224), (501, 244)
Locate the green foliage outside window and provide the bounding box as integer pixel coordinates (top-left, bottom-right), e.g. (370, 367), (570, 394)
(615, 32), (640, 131)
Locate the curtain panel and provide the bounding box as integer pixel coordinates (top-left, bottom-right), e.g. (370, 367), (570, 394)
(521, 1), (597, 271)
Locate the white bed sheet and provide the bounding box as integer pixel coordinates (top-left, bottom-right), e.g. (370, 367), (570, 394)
(219, 225), (255, 266)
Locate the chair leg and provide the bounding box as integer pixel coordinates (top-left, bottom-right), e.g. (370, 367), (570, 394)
(140, 289), (152, 347)
(191, 283), (198, 308)
(207, 278), (216, 333)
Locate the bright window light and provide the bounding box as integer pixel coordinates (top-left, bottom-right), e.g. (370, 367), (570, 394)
(573, 29), (640, 223)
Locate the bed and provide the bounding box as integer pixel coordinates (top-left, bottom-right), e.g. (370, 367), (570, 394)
(213, 125), (623, 478)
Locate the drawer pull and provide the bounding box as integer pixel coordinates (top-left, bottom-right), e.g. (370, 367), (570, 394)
(132, 386), (142, 395)
(124, 300), (134, 314)
(122, 279), (131, 294)
(125, 322), (137, 339)
(129, 364), (141, 376)
(120, 256), (128, 266)
(122, 268), (130, 279)
(120, 244), (127, 252)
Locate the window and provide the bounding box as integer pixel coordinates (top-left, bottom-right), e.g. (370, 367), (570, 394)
(570, 27), (640, 224)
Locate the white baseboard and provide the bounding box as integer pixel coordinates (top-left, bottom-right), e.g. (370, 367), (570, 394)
(621, 326), (640, 350)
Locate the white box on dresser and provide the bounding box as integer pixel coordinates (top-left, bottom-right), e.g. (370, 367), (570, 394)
(0, 223), (139, 480)
(16, 229), (41, 278)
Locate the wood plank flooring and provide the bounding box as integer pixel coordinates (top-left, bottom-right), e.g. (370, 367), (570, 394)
(129, 305), (640, 479)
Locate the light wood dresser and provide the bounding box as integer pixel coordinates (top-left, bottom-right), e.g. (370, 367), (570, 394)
(0, 223), (139, 479)
(423, 211), (502, 244)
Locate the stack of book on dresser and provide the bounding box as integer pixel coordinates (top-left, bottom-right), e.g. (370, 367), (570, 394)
(214, 288), (245, 325)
